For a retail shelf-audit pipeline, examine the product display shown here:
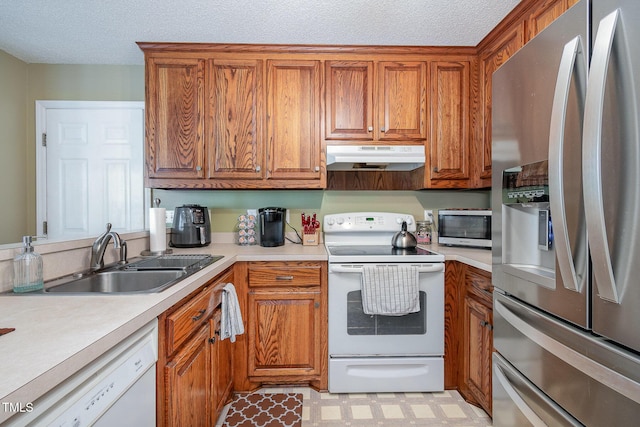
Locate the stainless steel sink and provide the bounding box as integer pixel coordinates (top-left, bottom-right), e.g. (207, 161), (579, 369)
(44, 270), (186, 294)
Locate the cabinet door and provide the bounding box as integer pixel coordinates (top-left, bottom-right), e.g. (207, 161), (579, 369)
(325, 61), (374, 140)
(248, 290), (321, 377)
(165, 323), (211, 427)
(146, 57), (205, 179)
(479, 24), (525, 187)
(463, 295), (493, 414)
(427, 60), (471, 187)
(266, 60), (322, 181)
(377, 61), (427, 141)
(526, 0), (568, 41)
(208, 59), (264, 180)
(211, 311), (233, 420)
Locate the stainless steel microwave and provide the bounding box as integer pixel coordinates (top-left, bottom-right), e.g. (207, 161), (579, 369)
(438, 209), (491, 249)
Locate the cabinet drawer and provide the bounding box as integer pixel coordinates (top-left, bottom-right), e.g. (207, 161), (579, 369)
(248, 264), (321, 287)
(166, 286), (215, 355)
(465, 267), (492, 303)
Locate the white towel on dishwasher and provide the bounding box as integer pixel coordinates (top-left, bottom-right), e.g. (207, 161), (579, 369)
(361, 265), (420, 316)
(221, 283), (244, 342)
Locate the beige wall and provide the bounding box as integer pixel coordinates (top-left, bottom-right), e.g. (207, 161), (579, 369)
(0, 51), (145, 245)
(0, 50), (29, 244)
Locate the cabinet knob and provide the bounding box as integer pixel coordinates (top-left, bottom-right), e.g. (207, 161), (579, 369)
(196, 166), (202, 171)
(314, 302), (320, 309)
(209, 337), (216, 344)
(380, 127), (386, 132)
(433, 167), (439, 173)
(368, 126), (373, 132)
(315, 166), (320, 172)
(255, 165), (261, 172)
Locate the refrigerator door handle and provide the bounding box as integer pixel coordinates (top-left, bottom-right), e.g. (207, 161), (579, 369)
(548, 36), (588, 293)
(582, 9), (621, 304)
(495, 296), (640, 404)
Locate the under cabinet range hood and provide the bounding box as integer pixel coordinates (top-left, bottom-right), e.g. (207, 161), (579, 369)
(326, 145), (426, 171)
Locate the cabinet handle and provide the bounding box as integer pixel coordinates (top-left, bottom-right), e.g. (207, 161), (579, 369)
(192, 309), (206, 321)
(209, 337), (216, 344)
(275, 275), (294, 281)
(368, 126), (373, 132)
(480, 320), (493, 330)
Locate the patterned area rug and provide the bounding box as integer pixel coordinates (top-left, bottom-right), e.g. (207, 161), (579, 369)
(223, 393), (303, 427)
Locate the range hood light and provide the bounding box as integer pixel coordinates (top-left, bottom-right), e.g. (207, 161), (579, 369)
(326, 145), (426, 171)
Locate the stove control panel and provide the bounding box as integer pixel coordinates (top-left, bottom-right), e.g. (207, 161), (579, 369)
(324, 212), (415, 233)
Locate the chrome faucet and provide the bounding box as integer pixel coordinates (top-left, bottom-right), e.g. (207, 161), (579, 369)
(90, 223), (126, 271)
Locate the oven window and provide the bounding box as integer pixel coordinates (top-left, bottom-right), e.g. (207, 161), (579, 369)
(346, 291), (427, 335)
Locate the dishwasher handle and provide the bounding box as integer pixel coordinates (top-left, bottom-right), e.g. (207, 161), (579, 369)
(329, 263), (444, 274)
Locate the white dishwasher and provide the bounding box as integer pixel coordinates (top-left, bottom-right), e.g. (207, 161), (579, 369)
(5, 319), (158, 427)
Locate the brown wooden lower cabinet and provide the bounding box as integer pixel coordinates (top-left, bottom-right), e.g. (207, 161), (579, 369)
(157, 268), (234, 427)
(233, 261), (328, 391)
(459, 264), (493, 415)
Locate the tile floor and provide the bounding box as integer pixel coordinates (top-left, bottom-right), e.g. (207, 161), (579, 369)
(218, 387), (492, 426)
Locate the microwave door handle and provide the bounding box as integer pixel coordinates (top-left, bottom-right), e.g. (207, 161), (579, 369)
(583, 10), (620, 304)
(548, 36), (588, 293)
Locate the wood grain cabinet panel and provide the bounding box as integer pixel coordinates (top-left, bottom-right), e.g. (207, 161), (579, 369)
(164, 323), (212, 427)
(266, 60), (322, 181)
(242, 261), (327, 390)
(426, 60), (471, 187)
(526, 0), (570, 41)
(377, 61), (427, 141)
(325, 61), (374, 140)
(157, 268), (234, 427)
(145, 57), (205, 180)
(459, 266), (493, 416)
(478, 24), (525, 188)
(248, 290), (321, 377)
(208, 59), (264, 180)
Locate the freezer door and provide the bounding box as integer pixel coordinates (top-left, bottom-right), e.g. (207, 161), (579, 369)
(584, 0), (640, 352)
(493, 292), (640, 426)
(493, 353), (580, 427)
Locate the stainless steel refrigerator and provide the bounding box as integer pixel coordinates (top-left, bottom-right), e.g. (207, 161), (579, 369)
(491, 0), (640, 425)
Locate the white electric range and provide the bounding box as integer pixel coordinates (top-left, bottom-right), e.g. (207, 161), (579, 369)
(324, 212), (445, 393)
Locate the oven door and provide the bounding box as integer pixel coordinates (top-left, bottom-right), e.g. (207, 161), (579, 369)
(328, 262), (444, 356)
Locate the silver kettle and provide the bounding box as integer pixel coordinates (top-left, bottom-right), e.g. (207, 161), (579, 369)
(391, 221), (417, 249)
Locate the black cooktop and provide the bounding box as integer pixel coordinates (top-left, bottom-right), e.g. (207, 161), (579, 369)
(326, 245), (439, 257)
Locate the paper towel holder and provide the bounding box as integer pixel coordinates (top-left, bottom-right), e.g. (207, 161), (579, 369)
(141, 198), (173, 257)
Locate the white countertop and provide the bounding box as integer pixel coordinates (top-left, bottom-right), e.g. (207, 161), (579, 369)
(0, 241), (490, 424)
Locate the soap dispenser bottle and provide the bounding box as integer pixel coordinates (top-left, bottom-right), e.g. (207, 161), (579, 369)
(13, 236), (44, 293)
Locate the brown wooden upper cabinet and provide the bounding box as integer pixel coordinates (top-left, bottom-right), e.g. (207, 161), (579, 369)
(145, 57), (206, 180)
(425, 60), (471, 188)
(325, 60), (427, 143)
(208, 59), (264, 180)
(267, 60), (323, 181)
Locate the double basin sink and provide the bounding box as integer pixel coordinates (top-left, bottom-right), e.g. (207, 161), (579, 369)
(42, 254), (222, 294)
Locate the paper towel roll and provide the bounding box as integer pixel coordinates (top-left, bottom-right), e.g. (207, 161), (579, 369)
(149, 207), (167, 253)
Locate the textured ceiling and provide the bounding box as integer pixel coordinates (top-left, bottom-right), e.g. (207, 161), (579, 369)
(0, 0), (522, 65)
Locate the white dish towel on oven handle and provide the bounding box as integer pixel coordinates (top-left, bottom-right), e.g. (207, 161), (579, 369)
(361, 265), (420, 316)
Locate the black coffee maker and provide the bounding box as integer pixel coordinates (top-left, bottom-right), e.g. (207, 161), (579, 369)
(259, 207), (286, 247)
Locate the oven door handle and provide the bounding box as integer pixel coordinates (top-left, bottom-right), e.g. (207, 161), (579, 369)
(329, 264), (444, 274)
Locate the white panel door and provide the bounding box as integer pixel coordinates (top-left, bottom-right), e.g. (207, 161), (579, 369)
(36, 102), (144, 240)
